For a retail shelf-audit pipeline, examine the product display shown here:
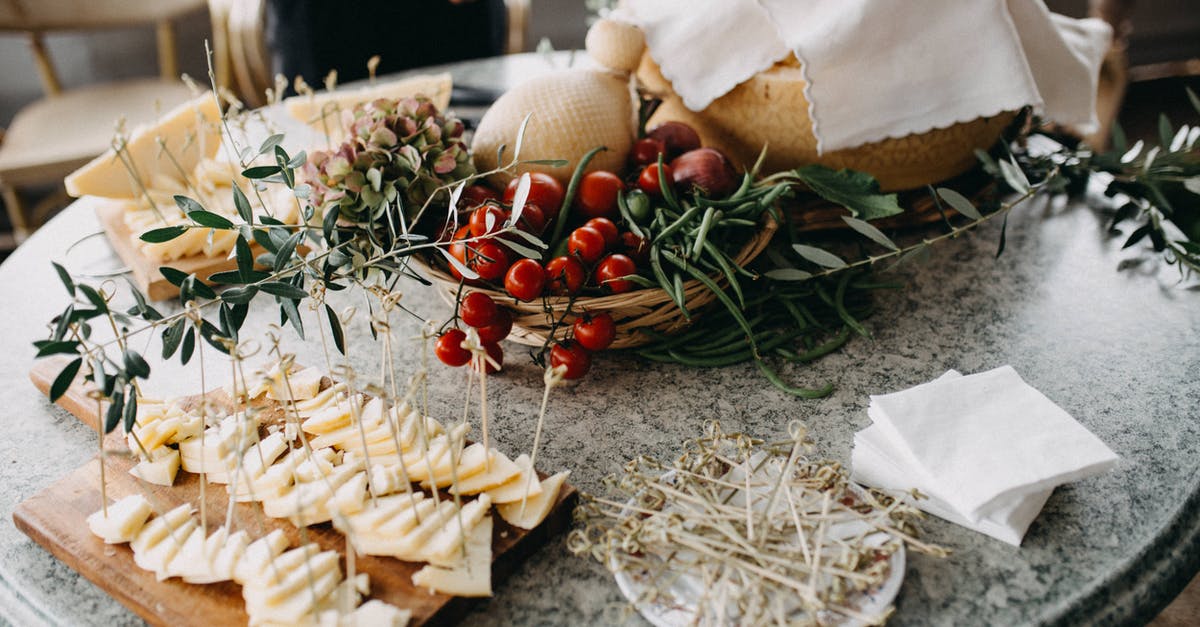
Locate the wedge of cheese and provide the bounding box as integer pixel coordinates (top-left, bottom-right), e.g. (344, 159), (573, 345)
(185, 527), (250, 584)
(438, 447), (519, 493)
(86, 494), (154, 544)
(229, 432), (290, 502)
(484, 454), (544, 504)
(267, 367), (325, 402)
(132, 508), (198, 580)
(420, 494), (492, 566)
(283, 73), (453, 137)
(292, 383), (348, 419)
(65, 94), (222, 198)
(496, 470), (570, 530)
(233, 529), (290, 585)
(411, 514), (493, 597)
(130, 447), (181, 486)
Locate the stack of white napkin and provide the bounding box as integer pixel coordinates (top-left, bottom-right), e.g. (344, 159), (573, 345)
(850, 367), (1119, 546)
(615, 0), (1112, 153)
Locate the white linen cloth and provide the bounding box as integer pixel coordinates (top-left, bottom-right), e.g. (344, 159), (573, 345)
(849, 367), (1119, 546)
(614, 0), (1112, 153)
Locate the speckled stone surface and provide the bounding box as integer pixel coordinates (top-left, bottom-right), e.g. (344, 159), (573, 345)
(0, 54), (1197, 626)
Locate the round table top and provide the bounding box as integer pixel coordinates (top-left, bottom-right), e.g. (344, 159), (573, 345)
(0, 52), (1197, 627)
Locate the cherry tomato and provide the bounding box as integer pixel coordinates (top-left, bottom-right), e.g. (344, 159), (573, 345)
(472, 342), (504, 374)
(584, 217), (620, 249)
(505, 173), (564, 220)
(567, 226), (607, 264)
(514, 203), (546, 235)
(631, 137), (666, 166)
(504, 258), (546, 301)
(435, 329), (471, 367)
(476, 308), (513, 344)
(544, 256), (585, 295)
(469, 205), (507, 238)
(594, 254), (638, 294)
(576, 171), (623, 219)
(460, 291), (498, 328)
(573, 312), (616, 352)
(460, 184), (500, 208)
(469, 239), (510, 281)
(550, 340), (592, 380)
(620, 231), (650, 265)
(448, 226), (475, 282)
(638, 163), (673, 196)
(647, 121), (702, 159)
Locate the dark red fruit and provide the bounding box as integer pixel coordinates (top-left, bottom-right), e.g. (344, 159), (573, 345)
(505, 173), (564, 220)
(594, 254), (638, 294)
(550, 340), (592, 380)
(647, 121), (702, 159)
(435, 329), (471, 367)
(638, 163), (673, 196)
(620, 231), (650, 265)
(460, 184), (500, 208)
(544, 256), (585, 295)
(473, 342), (504, 374)
(476, 308), (513, 344)
(573, 313), (616, 352)
(631, 137), (667, 166)
(567, 226), (607, 264)
(670, 147), (738, 198)
(460, 292), (498, 328)
(584, 217), (620, 249)
(469, 205), (507, 238)
(576, 170), (624, 219)
(504, 258), (546, 301)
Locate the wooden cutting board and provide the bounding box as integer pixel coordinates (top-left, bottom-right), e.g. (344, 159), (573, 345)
(95, 201), (270, 303)
(17, 360), (578, 626)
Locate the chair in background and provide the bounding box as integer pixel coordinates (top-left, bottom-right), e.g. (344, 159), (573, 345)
(0, 0), (207, 244)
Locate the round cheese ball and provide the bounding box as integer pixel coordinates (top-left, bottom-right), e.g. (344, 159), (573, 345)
(586, 18), (646, 75)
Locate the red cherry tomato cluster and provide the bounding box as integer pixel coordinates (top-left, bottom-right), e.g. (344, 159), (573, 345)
(437, 119), (734, 382)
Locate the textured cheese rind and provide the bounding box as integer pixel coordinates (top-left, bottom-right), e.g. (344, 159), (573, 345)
(86, 494), (153, 544)
(64, 94), (221, 198)
(411, 515), (493, 597)
(283, 73), (453, 138)
(484, 454), (544, 504)
(496, 470), (570, 530)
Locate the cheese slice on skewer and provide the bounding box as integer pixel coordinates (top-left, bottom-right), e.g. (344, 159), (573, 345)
(267, 367), (325, 402)
(421, 495), (493, 566)
(86, 494), (154, 544)
(485, 454), (544, 504)
(130, 447), (181, 486)
(411, 515), (493, 597)
(386, 499), (460, 561)
(64, 94), (221, 199)
(134, 515), (198, 581)
(291, 383), (347, 419)
(186, 528), (249, 585)
(440, 448), (520, 494)
(130, 504), (193, 553)
(496, 471), (570, 530)
(234, 529), (290, 586)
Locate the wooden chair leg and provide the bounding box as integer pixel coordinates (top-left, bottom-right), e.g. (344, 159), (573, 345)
(1, 184), (31, 243)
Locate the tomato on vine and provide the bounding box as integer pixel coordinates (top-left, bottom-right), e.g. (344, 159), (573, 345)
(435, 329), (471, 367)
(472, 342), (504, 374)
(638, 163), (673, 196)
(567, 226), (607, 264)
(584, 217), (620, 249)
(544, 256), (585, 295)
(576, 170), (623, 219)
(573, 313), (616, 352)
(505, 172), (564, 220)
(504, 258), (545, 301)
(594, 254), (638, 294)
(476, 308), (513, 344)
(460, 292), (498, 328)
(469, 205), (507, 238)
(550, 340), (591, 380)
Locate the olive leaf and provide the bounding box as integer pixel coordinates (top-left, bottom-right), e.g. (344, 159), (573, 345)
(793, 244), (846, 269)
(325, 304), (345, 355)
(936, 188), (983, 220)
(141, 225), (187, 243)
(49, 358), (82, 403)
(790, 165), (903, 221)
(841, 216), (899, 251)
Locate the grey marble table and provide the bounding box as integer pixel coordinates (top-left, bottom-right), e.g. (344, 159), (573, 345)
(1, 53), (1198, 626)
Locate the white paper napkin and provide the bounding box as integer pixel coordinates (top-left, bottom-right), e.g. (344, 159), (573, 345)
(850, 367), (1118, 546)
(616, 0), (1111, 154)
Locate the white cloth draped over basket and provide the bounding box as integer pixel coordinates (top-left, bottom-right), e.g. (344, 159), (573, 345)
(613, 0), (1112, 154)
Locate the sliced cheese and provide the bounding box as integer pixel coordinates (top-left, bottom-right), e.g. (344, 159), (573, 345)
(234, 529), (290, 585)
(268, 367), (324, 402)
(485, 454), (545, 504)
(411, 515), (493, 597)
(135, 517), (197, 580)
(130, 447), (181, 486)
(283, 73), (453, 136)
(186, 528), (249, 584)
(440, 448), (519, 493)
(496, 470), (570, 530)
(340, 600), (411, 627)
(64, 94), (222, 198)
(421, 494), (492, 566)
(384, 499), (459, 561)
(293, 383), (348, 419)
(130, 503), (193, 553)
(86, 494), (153, 544)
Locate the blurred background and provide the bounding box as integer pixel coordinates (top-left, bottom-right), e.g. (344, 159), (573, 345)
(0, 0), (1197, 257)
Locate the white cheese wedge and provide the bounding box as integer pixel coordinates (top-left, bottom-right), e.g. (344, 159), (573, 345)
(411, 515), (493, 597)
(332, 471), (369, 515)
(130, 503), (193, 553)
(86, 494), (153, 544)
(260, 551), (340, 606)
(186, 528), (249, 584)
(438, 447), (518, 492)
(485, 454), (545, 504)
(135, 516), (197, 580)
(302, 400), (353, 436)
(233, 529), (290, 585)
(293, 383), (347, 419)
(335, 599), (411, 627)
(385, 500), (459, 562)
(333, 492), (426, 537)
(496, 471), (570, 530)
(246, 569), (341, 625)
(164, 522), (210, 579)
(283, 73), (452, 135)
(130, 447), (181, 486)
(230, 432), (291, 501)
(247, 543), (322, 588)
(268, 367), (324, 401)
(64, 94), (222, 198)
(421, 494), (493, 566)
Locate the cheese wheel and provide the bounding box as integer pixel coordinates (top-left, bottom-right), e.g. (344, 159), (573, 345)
(472, 69), (634, 186)
(637, 53), (1014, 191)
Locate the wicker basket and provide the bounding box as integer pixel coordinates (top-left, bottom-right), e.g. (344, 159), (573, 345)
(419, 216), (779, 350)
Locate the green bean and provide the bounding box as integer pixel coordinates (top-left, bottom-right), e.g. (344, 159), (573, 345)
(760, 181), (790, 208)
(652, 207), (666, 231)
(658, 153), (682, 212)
(775, 327), (852, 363)
(662, 249), (755, 348)
(699, 240), (744, 306)
(755, 360), (834, 398)
(697, 187), (771, 209)
(635, 350), (681, 364)
(653, 205), (702, 245)
(834, 272), (870, 338)
(717, 218), (758, 227)
(672, 272), (689, 319)
(691, 207), (719, 259)
(617, 190), (645, 239)
(547, 145), (606, 253)
(649, 247), (685, 314)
